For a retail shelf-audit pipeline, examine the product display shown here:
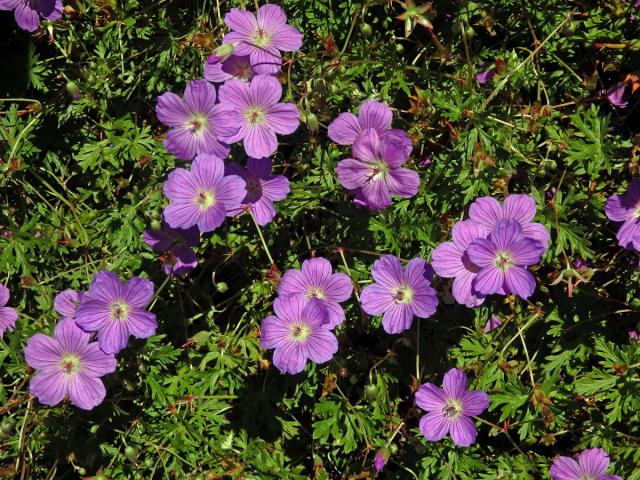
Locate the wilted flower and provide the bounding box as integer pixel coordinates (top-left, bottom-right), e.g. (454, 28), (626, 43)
(606, 82), (628, 109)
(328, 99), (412, 156)
(225, 157), (290, 226)
(476, 67), (496, 85)
(222, 4), (303, 74)
(467, 219), (545, 299)
(24, 319), (117, 410)
(156, 80), (239, 161)
(260, 295), (338, 374)
(54, 289), (84, 322)
(76, 271), (157, 355)
(483, 315), (501, 333)
(605, 178), (640, 251)
(373, 448), (390, 472)
(0, 284), (18, 338)
(218, 75), (300, 158)
(278, 257), (353, 328)
(550, 448), (622, 480)
(415, 368), (489, 447)
(361, 255), (438, 334)
(431, 220), (488, 307)
(204, 54), (254, 83)
(0, 0), (62, 32)
(162, 154), (246, 233)
(336, 129), (420, 211)
(143, 221), (200, 276)
(468, 194), (550, 249)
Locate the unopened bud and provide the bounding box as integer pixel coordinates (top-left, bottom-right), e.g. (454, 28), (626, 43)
(65, 81), (81, 100)
(207, 44), (235, 65)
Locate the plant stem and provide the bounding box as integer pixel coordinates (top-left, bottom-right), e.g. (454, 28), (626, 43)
(250, 211), (275, 266)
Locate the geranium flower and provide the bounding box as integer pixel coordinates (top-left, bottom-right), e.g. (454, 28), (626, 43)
(204, 54), (254, 83)
(605, 178), (640, 251)
(24, 319), (117, 410)
(550, 448), (622, 480)
(415, 368), (489, 447)
(143, 221), (200, 276)
(0, 284), (18, 338)
(54, 289), (84, 322)
(0, 0), (62, 32)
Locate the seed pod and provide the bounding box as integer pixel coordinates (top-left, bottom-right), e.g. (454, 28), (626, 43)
(364, 384), (378, 402)
(395, 43), (404, 54)
(215, 281), (229, 293)
(305, 112), (319, 133)
(124, 445), (138, 462)
(65, 81), (81, 100)
(360, 23), (372, 37)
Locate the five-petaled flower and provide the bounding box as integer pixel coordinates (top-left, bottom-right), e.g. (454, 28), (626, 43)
(260, 295), (338, 375)
(225, 157), (291, 226)
(24, 319), (117, 410)
(76, 271), (157, 355)
(143, 221), (200, 276)
(162, 154), (246, 233)
(467, 219), (545, 300)
(156, 80), (239, 161)
(222, 4), (303, 74)
(278, 257), (353, 328)
(415, 368), (489, 447)
(218, 75), (300, 158)
(605, 178), (640, 251)
(336, 128), (420, 211)
(550, 448), (622, 480)
(361, 255), (438, 334)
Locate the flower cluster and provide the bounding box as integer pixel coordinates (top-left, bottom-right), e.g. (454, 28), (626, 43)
(147, 4), (301, 275)
(432, 194), (549, 306)
(24, 271), (156, 410)
(259, 257), (352, 374)
(328, 100), (419, 210)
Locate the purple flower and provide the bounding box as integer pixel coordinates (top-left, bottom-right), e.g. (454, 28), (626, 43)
(415, 368), (489, 447)
(431, 220), (488, 307)
(469, 194), (550, 248)
(550, 448), (622, 480)
(54, 289), (84, 322)
(336, 129), (420, 211)
(606, 82), (629, 109)
(204, 54), (254, 83)
(162, 154), (246, 233)
(605, 179), (640, 251)
(374, 448), (390, 472)
(225, 157), (290, 226)
(483, 315), (502, 333)
(218, 75), (300, 158)
(222, 4), (303, 74)
(156, 80), (239, 161)
(0, 0), (62, 32)
(328, 99), (412, 155)
(75, 271), (157, 355)
(361, 255), (438, 334)
(143, 221), (200, 276)
(260, 295), (338, 374)
(476, 67), (496, 85)
(278, 257), (353, 328)
(467, 219), (545, 299)
(629, 329), (639, 342)
(24, 319), (117, 410)
(0, 284), (18, 338)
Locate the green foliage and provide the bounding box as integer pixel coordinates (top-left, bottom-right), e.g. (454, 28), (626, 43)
(1, 0), (640, 478)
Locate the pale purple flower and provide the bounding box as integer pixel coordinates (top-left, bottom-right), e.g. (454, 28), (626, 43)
(225, 157), (290, 226)
(0, 0), (62, 32)
(606, 82), (628, 109)
(278, 257), (353, 328)
(76, 271), (157, 355)
(467, 219), (545, 299)
(156, 80), (239, 161)
(143, 221), (200, 276)
(629, 329), (639, 342)
(162, 154), (246, 233)
(0, 284), (18, 338)
(204, 54), (254, 83)
(483, 315), (501, 333)
(476, 67), (496, 85)
(550, 448), (623, 480)
(469, 194), (550, 249)
(24, 319), (117, 410)
(415, 368), (489, 447)
(218, 75), (300, 158)
(328, 99), (412, 156)
(222, 4), (303, 74)
(336, 129), (420, 211)
(260, 295), (338, 375)
(54, 289), (84, 322)
(431, 220), (488, 307)
(605, 179), (640, 251)
(374, 448), (389, 472)
(361, 256), (438, 334)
